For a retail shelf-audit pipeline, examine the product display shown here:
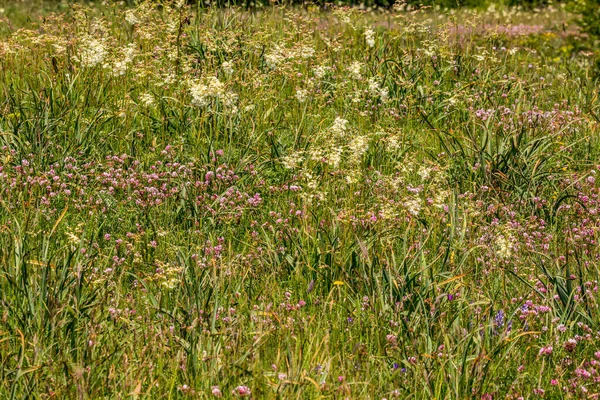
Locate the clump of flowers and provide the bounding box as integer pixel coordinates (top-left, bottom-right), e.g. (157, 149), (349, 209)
(364, 28), (375, 48)
(78, 36), (107, 68)
(189, 77), (237, 111)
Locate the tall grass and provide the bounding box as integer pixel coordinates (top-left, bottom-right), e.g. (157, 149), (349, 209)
(1, 1), (600, 398)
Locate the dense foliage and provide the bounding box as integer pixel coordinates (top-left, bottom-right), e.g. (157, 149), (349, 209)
(1, 1), (600, 398)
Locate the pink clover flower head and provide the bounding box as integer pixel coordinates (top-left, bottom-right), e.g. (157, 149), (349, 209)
(232, 385), (251, 397)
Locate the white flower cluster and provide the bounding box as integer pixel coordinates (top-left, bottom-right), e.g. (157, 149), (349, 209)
(189, 77), (238, 111)
(367, 77), (389, 101)
(418, 166), (431, 181)
(125, 10), (139, 25)
(110, 44), (137, 76)
(330, 117), (349, 137)
(265, 44), (315, 70)
(139, 93), (155, 107)
(348, 135), (369, 160)
(364, 28), (375, 48)
(347, 61), (363, 80)
(313, 65), (329, 79)
(265, 50), (285, 70)
(295, 88), (308, 103)
(404, 198), (422, 216)
(78, 36), (107, 68)
(282, 152), (304, 169)
(495, 234), (514, 259)
(221, 61), (234, 76)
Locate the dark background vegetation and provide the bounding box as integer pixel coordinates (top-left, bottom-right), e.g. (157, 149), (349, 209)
(203, 0), (561, 10)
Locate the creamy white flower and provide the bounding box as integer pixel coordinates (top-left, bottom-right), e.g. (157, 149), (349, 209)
(282, 152), (304, 169)
(348, 135), (369, 160)
(297, 46), (315, 59)
(313, 65), (328, 79)
(222, 61), (234, 75)
(418, 166), (431, 181)
(123, 43), (136, 62)
(265, 47), (285, 69)
(368, 77), (381, 96)
(111, 60), (128, 76)
(189, 77), (225, 107)
(364, 28), (375, 48)
(125, 10), (139, 25)
(347, 61), (363, 80)
(107, 44), (136, 76)
(495, 234), (514, 259)
(404, 198), (422, 216)
(140, 93), (155, 107)
(326, 146), (343, 168)
(330, 117), (349, 137)
(78, 37), (106, 68)
(380, 87), (389, 102)
(295, 88), (308, 103)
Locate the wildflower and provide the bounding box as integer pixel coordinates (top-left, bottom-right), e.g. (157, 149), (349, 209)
(348, 136), (369, 160)
(313, 65), (328, 79)
(494, 234), (513, 259)
(404, 198), (421, 216)
(333, 280), (344, 286)
(297, 45), (315, 59)
(539, 346), (553, 356)
(222, 61), (234, 76)
(281, 152), (303, 169)
(265, 46), (285, 69)
(180, 384), (190, 392)
(232, 385), (251, 397)
(347, 61), (363, 80)
(125, 10), (139, 25)
(189, 77), (236, 111)
(211, 386), (222, 397)
(493, 310), (505, 334)
(295, 88), (308, 103)
(367, 77), (382, 97)
(330, 117), (349, 136)
(417, 166), (431, 181)
(364, 28), (375, 48)
(563, 338), (577, 352)
(386, 334), (397, 346)
(139, 93), (155, 107)
(325, 146), (343, 168)
(78, 36), (106, 68)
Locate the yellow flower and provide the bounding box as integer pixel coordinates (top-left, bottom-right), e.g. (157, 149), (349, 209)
(333, 281), (344, 286)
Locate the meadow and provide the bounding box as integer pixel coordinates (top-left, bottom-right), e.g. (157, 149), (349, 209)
(1, 1), (600, 398)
